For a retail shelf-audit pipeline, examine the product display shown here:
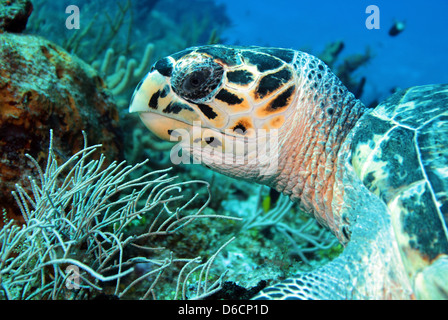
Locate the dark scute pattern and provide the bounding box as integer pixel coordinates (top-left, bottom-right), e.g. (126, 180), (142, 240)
(256, 68), (293, 99)
(154, 57), (173, 77)
(401, 183), (448, 260)
(377, 127), (424, 202)
(215, 88), (244, 105)
(252, 47), (296, 64)
(419, 114), (448, 223)
(241, 50), (283, 72)
(381, 84), (448, 230)
(204, 136), (222, 147)
(356, 84), (448, 259)
(162, 101), (193, 114)
(350, 113), (394, 157)
(196, 46), (241, 66)
(226, 69), (254, 85)
(148, 90), (160, 109)
(382, 85), (448, 129)
(160, 84), (170, 98)
(233, 123), (247, 134)
(267, 85), (295, 111)
(363, 172), (377, 193)
(196, 103), (218, 120)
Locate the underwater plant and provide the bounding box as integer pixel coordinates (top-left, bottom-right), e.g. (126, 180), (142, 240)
(26, 0), (230, 112)
(243, 190), (339, 265)
(0, 131), (239, 300)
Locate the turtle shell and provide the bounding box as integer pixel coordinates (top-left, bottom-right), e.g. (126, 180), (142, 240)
(350, 84), (448, 278)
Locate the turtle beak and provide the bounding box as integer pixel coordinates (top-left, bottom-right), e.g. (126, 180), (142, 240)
(129, 70), (165, 113)
(129, 70), (200, 141)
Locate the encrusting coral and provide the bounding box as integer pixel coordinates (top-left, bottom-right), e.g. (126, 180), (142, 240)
(0, 0), (33, 33)
(0, 32), (123, 224)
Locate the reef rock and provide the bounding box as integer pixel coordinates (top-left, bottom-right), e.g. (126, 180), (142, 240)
(0, 0), (33, 33)
(0, 33), (123, 222)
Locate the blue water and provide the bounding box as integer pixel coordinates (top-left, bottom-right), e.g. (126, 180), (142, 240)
(216, 0), (448, 104)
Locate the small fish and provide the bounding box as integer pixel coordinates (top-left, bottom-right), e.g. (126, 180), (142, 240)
(389, 21), (406, 36)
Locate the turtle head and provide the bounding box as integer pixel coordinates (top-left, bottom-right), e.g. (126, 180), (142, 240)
(131, 44), (369, 241)
(130, 45), (298, 180)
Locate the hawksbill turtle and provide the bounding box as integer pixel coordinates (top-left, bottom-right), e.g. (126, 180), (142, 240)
(129, 45), (448, 299)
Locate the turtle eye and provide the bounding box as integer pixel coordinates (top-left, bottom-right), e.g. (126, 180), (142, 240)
(172, 57), (224, 103)
(189, 76), (201, 87)
(183, 69), (210, 92)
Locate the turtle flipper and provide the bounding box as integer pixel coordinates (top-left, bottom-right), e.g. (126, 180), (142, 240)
(414, 255), (448, 299)
(252, 236), (411, 300)
(252, 258), (351, 299)
(254, 167), (415, 300)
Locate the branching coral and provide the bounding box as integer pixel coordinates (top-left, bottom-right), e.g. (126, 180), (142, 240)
(27, 0), (135, 64)
(126, 127), (173, 167)
(92, 43), (155, 109)
(0, 130), (240, 300)
(243, 187), (339, 265)
(65, 0), (134, 64)
(26, 0), (229, 108)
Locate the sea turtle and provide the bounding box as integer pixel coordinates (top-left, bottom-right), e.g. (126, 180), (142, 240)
(129, 45), (448, 299)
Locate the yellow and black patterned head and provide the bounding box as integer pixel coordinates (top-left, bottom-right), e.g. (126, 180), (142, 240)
(129, 45), (298, 142)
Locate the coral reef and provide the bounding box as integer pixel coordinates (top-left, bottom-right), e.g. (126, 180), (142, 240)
(242, 192), (338, 265)
(92, 43), (155, 110)
(26, 0), (229, 102)
(0, 0), (346, 300)
(202, 185), (341, 290)
(0, 32), (123, 223)
(25, 0), (231, 167)
(0, 131), (239, 300)
(0, 0), (33, 33)
(0, 131), (341, 299)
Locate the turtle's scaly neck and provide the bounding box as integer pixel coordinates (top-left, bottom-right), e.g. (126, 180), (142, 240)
(262, 52), (368, 242)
